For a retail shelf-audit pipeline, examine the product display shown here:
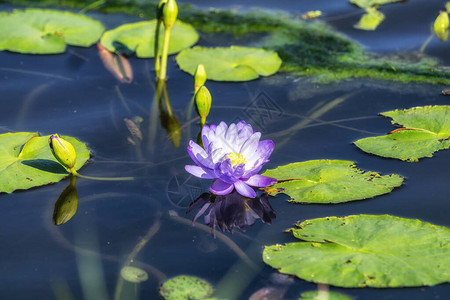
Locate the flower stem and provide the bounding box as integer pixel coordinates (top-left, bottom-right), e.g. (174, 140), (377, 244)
(154, 19), (162, 76)
(71, 169), (134, 181)
(158, 28), (172, 81)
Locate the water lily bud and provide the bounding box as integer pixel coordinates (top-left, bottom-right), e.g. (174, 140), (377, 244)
(194, 86), (212, 126)
(434, 11), (449, 41)
(49, 134), (77, 171)
(194, 64), (206, 93)
(53, 176), (78, 226)
(157, 0), (167, 20)
(163, 0), (178, 29)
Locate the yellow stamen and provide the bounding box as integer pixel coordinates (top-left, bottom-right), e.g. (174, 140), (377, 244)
(227, 152), (247, 166)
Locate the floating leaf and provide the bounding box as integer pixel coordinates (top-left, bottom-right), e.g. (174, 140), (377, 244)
(299, 290), (352, 300)
(160, 275), (214, 300)
(354, 8), (385, 30)
(0, 132), (90, 193)
(262, 160), (403, 204)
(263, 214), (450, 288)
(350, 0), (403, 9)
(100, 20), (198, 58)
(0, 9), (105, 54)
(176, 46), (282, 81)
(120, 266), (148, 283)
(354, 105), (450, 162)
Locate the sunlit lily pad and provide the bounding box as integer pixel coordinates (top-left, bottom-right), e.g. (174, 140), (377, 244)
(0, 132), (90, 193)
(262, 160), (403, 204)
(160, 275), (214, 300)
(354, 105), (450, 162)
(263, 214), (450, 288)
(176, 46), (282, 81)
(350, 0), (403, 8)
(0, 9), (104, 54)
(354, 8), (385, 30)
(299, 290), (352, 300)
(100, 20), (198, 57)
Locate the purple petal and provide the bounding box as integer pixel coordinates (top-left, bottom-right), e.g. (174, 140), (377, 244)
(244, 174), (276, 187)
(234, 181), (256, 198)
(210, 179), (234, 195)
(214, 161), (237, 184)
(240, 132), (261, 158)
(201, 125), (212, 150)
(185, 165), (215, 179)
(188, 140), (214, 169)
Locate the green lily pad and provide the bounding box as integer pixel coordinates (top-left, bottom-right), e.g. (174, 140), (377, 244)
(120, 266), (148, 283)
(299, 291), (352, 300)
(263, 214), (450, 288)
(0, 132), (90, 193)
(354, 8), (385, 30)
(350, 0), (403, 9)
(0, 9), (105, 54)
(160, 275), (214, 300)
(100, 20), (198, 57)
(354, 105), (450, 162)
(176, 46), (282, 81)
(262, 160), (403, 204)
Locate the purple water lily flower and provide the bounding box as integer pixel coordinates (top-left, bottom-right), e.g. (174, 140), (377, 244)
(185, 121), (276, 198)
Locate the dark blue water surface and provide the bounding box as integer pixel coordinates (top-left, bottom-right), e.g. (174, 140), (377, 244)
(0, 1), (449, 299)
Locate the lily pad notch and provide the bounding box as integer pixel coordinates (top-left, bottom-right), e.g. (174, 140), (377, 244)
(176, 46), (282, 81)
(262, 160), (403, 204)
(0, 9), (105, 54)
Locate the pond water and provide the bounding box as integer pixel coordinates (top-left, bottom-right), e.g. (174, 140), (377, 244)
(0, 1), (449, 300)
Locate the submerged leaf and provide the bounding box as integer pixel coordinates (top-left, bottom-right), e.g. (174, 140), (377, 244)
(97, 43), (133, 83)
(120, 266), (148, 283)
(262, 160), (403, 204)
(0, 9), (104, 54)
(354, 105), (450, 161)
(350, 0), (403, 9)
(160, 275), (214, 300)
(299, 290), (352, 300)
(100, 20), (198, 58)
(354, 8), (385, 30)
(263, 214), (450, 288)
(0, 132), (90, 193)
(176, 46), (282, 81)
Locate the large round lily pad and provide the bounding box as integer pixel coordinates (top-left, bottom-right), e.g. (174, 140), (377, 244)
(263, 214), (450, 288)
(100, 20), (198, 58)
(176, 46), (282, 81)
(0, 9), (105, 54)
(159, 275), (214, 300)
(262, 160), (403, 204)
(0, 132), (90, 193)
(354, 105), (450, 162)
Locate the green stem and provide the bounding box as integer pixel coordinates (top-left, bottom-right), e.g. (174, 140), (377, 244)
(154, 20), (162, 76)
(71, 169), (134, 181)
(158, 28), (172, 81)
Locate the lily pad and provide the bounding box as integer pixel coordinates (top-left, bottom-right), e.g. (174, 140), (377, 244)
(159, 275), (214, 300)
(100, 20), (198, 57)
(354, 8), (385, 30)
(263, 214), (450, 288)
(354, 105), (450, 162)
(120, 266), (148, 283)
(262, 160), (403, 204)
(0, 9), (105, 54)
(299, 291), (352, 300)
(0, 132), (90, 193)
(176, 46), (282, 81)
(350, 0), (403, 9)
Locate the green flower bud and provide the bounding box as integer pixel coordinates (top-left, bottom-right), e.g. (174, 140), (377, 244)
(194, 64), (207, 93)
(163, 0), (178, 29)
(157, 0), (167, 20)
(53, 175), (78, 226)
(434, 11), (449, 41)
(194, 86), (212, 126)
(49, 134), (77, 172)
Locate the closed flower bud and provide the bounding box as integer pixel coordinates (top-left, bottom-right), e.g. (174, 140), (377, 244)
(49, 134), (77, 172)
(195, 86), (212, 126)
(194, 64), (207, 93)
(434, 11), (449, 41)
(157, 0), (167, 21)
(163, 0), (178, 29)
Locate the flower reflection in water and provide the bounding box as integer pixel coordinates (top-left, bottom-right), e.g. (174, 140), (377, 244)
(187, 190), (276, 236)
